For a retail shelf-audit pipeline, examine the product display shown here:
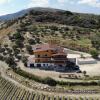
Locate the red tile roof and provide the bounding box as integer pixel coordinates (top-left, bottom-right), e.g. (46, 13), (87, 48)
(32, 43), (64, 53)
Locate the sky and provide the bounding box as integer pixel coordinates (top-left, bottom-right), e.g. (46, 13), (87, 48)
(0, 0), (100, 16)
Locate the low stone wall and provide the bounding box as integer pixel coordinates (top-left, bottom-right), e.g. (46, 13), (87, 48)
(78, 59), (97, 65)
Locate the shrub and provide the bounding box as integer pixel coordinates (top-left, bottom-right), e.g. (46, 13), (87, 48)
(12, 45), (18, 50)
(43, 77), (57, 86)
(15, 40), (24, 48)
(26, 45), (33, 54)
(90, 49), (99, 58)
(5, 56), (17, 68)
(0, 48), (5, 53)
(22, 56), (27, 67)
(13, 32), (24, 40)
(83, 71), (87, 76)
(14, 49), (20, 55)
(28, 39), (36, 45)
(35, 37), (40, 43)
(91, 33), (100, 50)
(97, 81), (100, 86)
(0, 55), (4, 61)
(4, 44), (8, 48)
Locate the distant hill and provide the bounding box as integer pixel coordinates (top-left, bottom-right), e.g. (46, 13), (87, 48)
(0, 9), (29, 21)
(0, 7), (99, 29)
(0, 7), (64, 21)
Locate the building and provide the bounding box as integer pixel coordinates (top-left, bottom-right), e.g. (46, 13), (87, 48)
(64, 48), (97, 65)
(27, 43), (69, 71)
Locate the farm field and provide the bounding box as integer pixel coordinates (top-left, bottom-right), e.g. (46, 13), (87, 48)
(0, 76), (100, 100)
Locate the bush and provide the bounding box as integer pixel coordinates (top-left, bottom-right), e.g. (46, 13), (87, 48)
(4, 44), (8, 48)
(13, 32), (24, 40)
(12, 45), (18, 50)
(26, 45), (33, 54)
(5, 56), (17, 68)
(14, 49), (20, 55)
(91, 33), (100, 50)
(0, 48), (5, 53)
(97, 81), (100, 86)
(15, 40), (24, 48)
(90, 49), (99, 58)
(28, 39), (36, 45)
(43, 77), (57, 86)
(21, 56), (27, 67)
(0, 55), (4, 61)
(35, 37), (40, 43)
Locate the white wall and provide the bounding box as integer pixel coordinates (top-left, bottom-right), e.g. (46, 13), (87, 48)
(78, 60), (97, 65)
(27, 62), (54, 67)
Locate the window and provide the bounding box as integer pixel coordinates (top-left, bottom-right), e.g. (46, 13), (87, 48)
(37, 64), (41, 67)
(45, 54), (47, 57)
(43, 64), (45, 66)
(37, 55), (40, 58)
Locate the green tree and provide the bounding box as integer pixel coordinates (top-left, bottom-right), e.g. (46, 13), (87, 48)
(90, 49), (99, 58)
(26, 45), (33, 54)
(44, 77), (57, 86)
(15, 40), (24, 48)
(91, 33), (100, 50)
(83, 71), (87, 76)
(28, 39), (36, 45)
(97, 80), (100, 86)
(5, 56), (17, 68)
(13, 32), (24, 40)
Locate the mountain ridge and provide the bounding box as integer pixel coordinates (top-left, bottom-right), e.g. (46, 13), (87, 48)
(0, 7), (99, 21)
(0, 7), (65, 21)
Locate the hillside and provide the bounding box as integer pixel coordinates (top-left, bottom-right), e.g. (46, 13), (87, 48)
(0, 7), (100, 55)
(0, 7), (100, 28)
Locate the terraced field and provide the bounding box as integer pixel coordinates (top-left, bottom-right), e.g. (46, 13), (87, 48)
(0, 76), (100, 100)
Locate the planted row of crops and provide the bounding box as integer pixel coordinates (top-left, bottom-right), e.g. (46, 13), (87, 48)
(0, 77), (99, 100)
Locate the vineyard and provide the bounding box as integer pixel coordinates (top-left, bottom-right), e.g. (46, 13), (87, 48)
(0, 76), (100, 100)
